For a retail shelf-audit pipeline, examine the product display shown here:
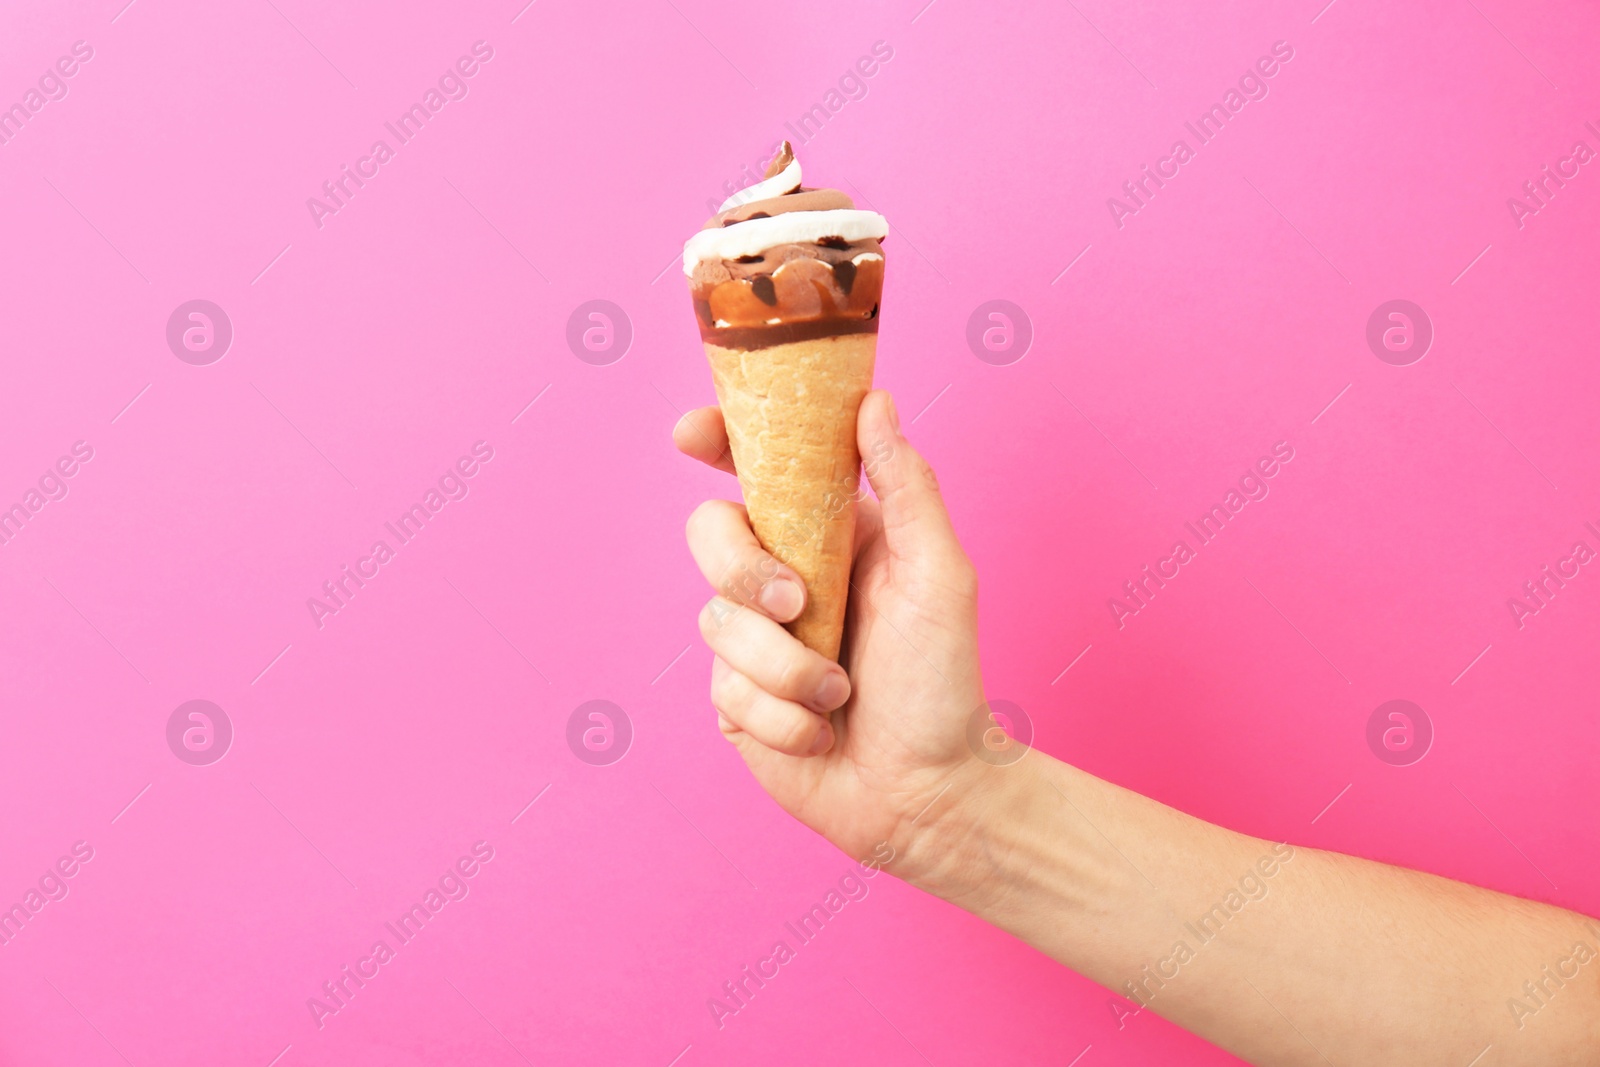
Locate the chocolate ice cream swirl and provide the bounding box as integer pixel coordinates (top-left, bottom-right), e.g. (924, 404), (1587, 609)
(683, 142), (887, 350)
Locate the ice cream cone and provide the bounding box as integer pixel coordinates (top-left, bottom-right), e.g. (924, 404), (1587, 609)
(682, 141), (888, 661)
(703, 332), (876, 660)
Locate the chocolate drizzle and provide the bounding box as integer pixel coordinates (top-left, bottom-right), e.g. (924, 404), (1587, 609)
(833, 259), (857, 296)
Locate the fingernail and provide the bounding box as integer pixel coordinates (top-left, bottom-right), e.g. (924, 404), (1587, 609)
(814, 671), (851, 712)
(886, 394), (901, 434)
(808, 722), (834, 755)
(759, 578), (804, 620)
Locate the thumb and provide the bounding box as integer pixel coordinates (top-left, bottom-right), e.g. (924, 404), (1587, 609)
(856, 390), (964, 565)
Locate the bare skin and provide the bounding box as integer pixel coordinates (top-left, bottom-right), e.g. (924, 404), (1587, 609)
(675, 389), (1600, 1066)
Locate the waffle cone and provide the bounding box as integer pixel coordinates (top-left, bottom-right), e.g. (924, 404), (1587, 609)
(704, 333), (877, 661)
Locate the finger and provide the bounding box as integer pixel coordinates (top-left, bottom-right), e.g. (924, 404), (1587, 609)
(699, 596), (851, 712)
(852, 494), (883, 563)
(687, 500), (806, 622)
(710, 656), (835, 756)
(673, 406), (736, 475)
(856, 390), (965, 566)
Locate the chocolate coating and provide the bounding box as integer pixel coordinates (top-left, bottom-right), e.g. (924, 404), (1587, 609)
(688, 143), (884, 350)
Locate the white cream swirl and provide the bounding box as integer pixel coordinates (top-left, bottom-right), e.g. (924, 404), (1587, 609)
(718, 157), (801, 212)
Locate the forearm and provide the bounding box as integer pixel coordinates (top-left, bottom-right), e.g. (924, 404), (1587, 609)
(910, 754), (1600, 1065)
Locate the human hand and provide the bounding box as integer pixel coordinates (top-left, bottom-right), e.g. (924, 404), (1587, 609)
(674, 390), (996, 886)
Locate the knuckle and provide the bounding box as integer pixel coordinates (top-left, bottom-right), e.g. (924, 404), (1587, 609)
(709, 664), (742, 711)
(686, 500), (716, 539)
(779, 713), (815, 754)
(771, 654), (799, 697)
(772, 653), (814, 701)
(720, 553), (764, 603)
(877, 463), (908, 501)
(699, 597), (736, 640)
(750, 549), (781, 583)
(687, 498), (736, 542)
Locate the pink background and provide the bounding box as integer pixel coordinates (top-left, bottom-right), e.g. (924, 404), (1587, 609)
(2, 0), (1598, 1063)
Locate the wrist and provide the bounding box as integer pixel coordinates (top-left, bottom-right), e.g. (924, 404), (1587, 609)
(893, 749), (1059, 914)
(891, 749), (1159, 971)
